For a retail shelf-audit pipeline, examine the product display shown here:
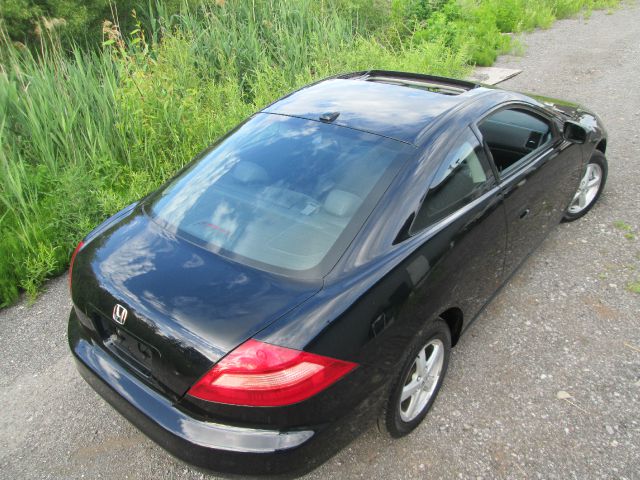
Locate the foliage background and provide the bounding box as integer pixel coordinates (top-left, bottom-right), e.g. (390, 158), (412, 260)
(0, 0), (620, 306)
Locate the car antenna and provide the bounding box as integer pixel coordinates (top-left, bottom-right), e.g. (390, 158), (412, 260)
(319, 112), (340, 123)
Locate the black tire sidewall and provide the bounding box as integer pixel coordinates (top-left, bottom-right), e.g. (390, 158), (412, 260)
(563, 150), (608, 222)
(384, 320), (451, 438)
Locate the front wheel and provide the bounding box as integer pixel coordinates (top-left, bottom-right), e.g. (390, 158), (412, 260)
(563, 150), (608, 222)
(381, 320), (451, 437)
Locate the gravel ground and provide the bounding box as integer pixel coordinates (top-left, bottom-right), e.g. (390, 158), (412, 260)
(1, 4), (639, 479)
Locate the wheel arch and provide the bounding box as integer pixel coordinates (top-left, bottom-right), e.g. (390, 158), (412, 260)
(439, 307), (463, 347)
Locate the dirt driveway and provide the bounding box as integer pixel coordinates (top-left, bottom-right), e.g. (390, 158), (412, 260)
(1, 4), (639, 479)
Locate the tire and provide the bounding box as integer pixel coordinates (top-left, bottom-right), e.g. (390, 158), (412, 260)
(381, 320), (451, 438)
(563, 150), (608, 222)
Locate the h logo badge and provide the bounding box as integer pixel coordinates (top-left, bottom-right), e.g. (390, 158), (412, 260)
(112, 304), (128, 325)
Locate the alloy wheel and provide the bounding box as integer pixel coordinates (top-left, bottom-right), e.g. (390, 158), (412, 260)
(398, 339), (445, 422)
(568, 163), (603, 214)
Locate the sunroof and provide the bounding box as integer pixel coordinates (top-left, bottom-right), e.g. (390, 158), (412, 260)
(365, 76), (467, 95)
(340, 70), (478, 96)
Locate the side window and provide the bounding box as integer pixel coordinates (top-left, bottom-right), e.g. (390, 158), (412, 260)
(411, 129), (494, 233)
(478, 108), (553, 175)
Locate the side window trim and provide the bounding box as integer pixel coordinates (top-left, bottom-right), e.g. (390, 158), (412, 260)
(473, 101), (559, 181)
(408, 127), (496, 236)
(496, 143), (555, 182)
(402, 185), (502, 247)
(475, 101), (559, 138)
(429, 130), (497, 190)
(470, 124), (501, 182)
(497, 146), (556, 189)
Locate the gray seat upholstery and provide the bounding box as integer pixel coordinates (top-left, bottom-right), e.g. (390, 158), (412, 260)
(323, 189), (362, 218)
(232, 162), (269, 184)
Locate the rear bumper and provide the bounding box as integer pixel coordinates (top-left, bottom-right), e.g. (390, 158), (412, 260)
(69, 310), (383, 475)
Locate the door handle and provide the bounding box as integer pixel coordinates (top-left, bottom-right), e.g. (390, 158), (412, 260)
(519, 208), (530, 219)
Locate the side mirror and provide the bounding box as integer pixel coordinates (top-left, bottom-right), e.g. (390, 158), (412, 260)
(563, 121), (587, 144)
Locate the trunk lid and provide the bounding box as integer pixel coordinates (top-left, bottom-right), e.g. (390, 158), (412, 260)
(71, 206), (321, 400)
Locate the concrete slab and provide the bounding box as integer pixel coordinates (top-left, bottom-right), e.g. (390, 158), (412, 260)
(468, 66), (522, 85)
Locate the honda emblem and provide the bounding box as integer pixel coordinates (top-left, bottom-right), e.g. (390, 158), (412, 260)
(112, 304), (128, 325)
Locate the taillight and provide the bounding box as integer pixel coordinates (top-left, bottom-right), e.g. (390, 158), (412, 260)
(69, 240), (84, 291)
(187, 339), (357, 407)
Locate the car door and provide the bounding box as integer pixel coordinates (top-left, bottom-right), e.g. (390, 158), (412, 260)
(475, 104), (583, 277)
(406, 127), (507, 320)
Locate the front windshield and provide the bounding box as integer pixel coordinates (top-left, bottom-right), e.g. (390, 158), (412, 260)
(147, 113), (412, 274)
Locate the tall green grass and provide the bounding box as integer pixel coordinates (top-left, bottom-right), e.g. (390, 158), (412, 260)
(0, 0), (621, 306)
(400, 0), (621, 65)
(0, 41), (125, 301)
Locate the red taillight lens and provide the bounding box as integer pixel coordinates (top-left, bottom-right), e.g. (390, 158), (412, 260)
(187, 339), (357, 407)
(68, 241), (84, 290)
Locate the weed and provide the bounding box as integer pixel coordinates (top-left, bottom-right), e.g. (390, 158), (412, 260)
(613, 220), (636, 240)
(613, 220), (633, 231)
(628, 281), (640, 294)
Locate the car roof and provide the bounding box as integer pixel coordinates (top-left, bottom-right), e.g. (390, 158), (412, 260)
(262, 71), (493, 145)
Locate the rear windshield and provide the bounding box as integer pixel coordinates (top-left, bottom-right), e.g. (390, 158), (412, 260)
(147, 113), (412, 275)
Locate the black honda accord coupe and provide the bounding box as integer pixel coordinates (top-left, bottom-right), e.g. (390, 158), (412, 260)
(69, 70), (608, 475)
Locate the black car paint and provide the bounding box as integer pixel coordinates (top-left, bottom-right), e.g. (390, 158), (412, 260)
(69, 71), (606, 475)
(72, 209), (327, 398)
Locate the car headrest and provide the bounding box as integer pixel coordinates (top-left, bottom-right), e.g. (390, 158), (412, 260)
(324, 189), (361, 218)
(231, 162), (269, 184)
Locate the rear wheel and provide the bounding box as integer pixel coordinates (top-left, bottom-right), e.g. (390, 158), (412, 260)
(563, 150), (607, 221)
(381, 320), (451, 437)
